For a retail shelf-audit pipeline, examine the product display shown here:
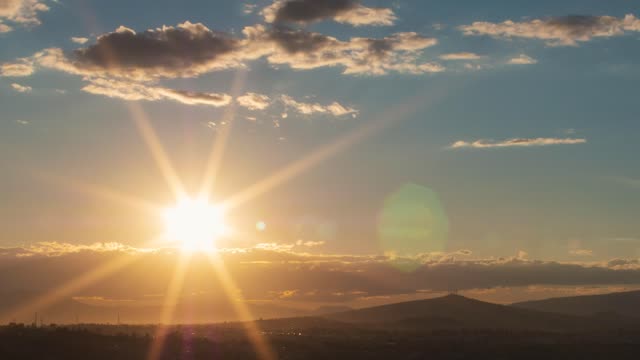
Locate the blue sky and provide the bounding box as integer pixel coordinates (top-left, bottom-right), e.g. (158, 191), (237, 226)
(2, 0), (640, 262)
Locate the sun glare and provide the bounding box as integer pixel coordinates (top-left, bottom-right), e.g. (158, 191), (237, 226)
(163, 197), (227, 252)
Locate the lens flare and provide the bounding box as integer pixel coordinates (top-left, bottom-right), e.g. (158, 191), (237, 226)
(378, 183), (449, 271)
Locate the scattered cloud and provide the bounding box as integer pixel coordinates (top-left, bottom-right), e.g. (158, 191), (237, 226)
(281, 95), (358, 117)
(262, 0), (396, 27)
(19, 21), (442, 90)
(508, 54), (537, 65)
(450, 137), (587, 149)
(82, 78), (232, 107)
(10, 82), (32, 92)
(0, 60), (34, 76)
(243, 3), (257, 15)
(243, 25), (442, 75)
(71, 36), (89, 44)
(439, 52), (483, 61)
(237, 92), (271, 110)
(15, 119), (29, 125)
(460, 14), (640, 46)
(0, 0), (50, 32)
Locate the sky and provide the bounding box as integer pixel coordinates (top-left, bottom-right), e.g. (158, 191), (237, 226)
(1, 0), (640, 323)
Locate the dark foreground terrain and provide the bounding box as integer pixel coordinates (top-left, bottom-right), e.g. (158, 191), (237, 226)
(2, 324), (640, 360)
(3, 293), (640, 359)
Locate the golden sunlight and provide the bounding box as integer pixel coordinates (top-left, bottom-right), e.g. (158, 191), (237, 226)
(162, 196), (228, 252)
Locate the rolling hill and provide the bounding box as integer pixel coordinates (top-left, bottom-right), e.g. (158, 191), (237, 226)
(512, 290), (640, 318)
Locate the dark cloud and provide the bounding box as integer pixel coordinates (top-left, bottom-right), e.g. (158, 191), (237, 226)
(262, 0), (396, 26)
(69, 22), (240, 79)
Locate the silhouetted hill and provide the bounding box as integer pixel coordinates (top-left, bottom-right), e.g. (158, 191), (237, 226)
(512, 290), (640, 318)
(322, 294), (639, 331)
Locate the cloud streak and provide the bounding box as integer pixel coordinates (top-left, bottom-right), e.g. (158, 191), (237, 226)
(450, 137), (587, 149)
(460, 14), (640, 46)
(82, 78), (232, 107)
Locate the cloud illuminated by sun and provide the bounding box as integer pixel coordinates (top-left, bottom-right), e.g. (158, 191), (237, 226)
(162, 197), (228, 252)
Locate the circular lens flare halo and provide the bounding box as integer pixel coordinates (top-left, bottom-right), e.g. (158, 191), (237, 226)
(162, 196), (229, 252)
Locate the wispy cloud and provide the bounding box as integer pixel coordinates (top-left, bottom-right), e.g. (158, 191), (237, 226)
(460, 14), (640, 46)
(11, 82), (32, 92)
(82, 78), (232, 107)
(450, 137), (587, 149)
(243, 3), (257, 15)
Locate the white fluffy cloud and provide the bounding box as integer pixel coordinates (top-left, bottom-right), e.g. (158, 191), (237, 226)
(262, 0), (396, 27)
(450, 137), (587, 149)
(460, 14), (640, 46)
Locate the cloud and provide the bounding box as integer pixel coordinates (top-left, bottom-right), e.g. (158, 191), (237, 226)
(439, 52), (483, 61)
(450, 137), (587, 149)
(0, 0), (49, 32)
(49, 22), (242, 80)
(82, 78), (232, 107)
(243, 3), (257, 15)
(10, 82), (32, 92)
(1, 243), (640, 322)
(262, 0), (396, 27)
(570, 249), (594, 257)
(71, 36), (89, 44)
(460, 14), (640, 46)
(508, 54), (537, 65)
(15, 119), (29, 125)
(281, 95), (358, 117)
(24, 22), (441, 81)
(243, 25), (442, 75)
(0, 59), (34, 76)
(237, 92), (271, 110)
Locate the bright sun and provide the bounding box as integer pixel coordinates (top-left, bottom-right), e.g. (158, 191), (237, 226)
(162, 197), (228, 252)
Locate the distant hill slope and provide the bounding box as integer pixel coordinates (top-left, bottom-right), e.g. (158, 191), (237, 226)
(512, 290), (640, 318)
(320, 294), (638, 331)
